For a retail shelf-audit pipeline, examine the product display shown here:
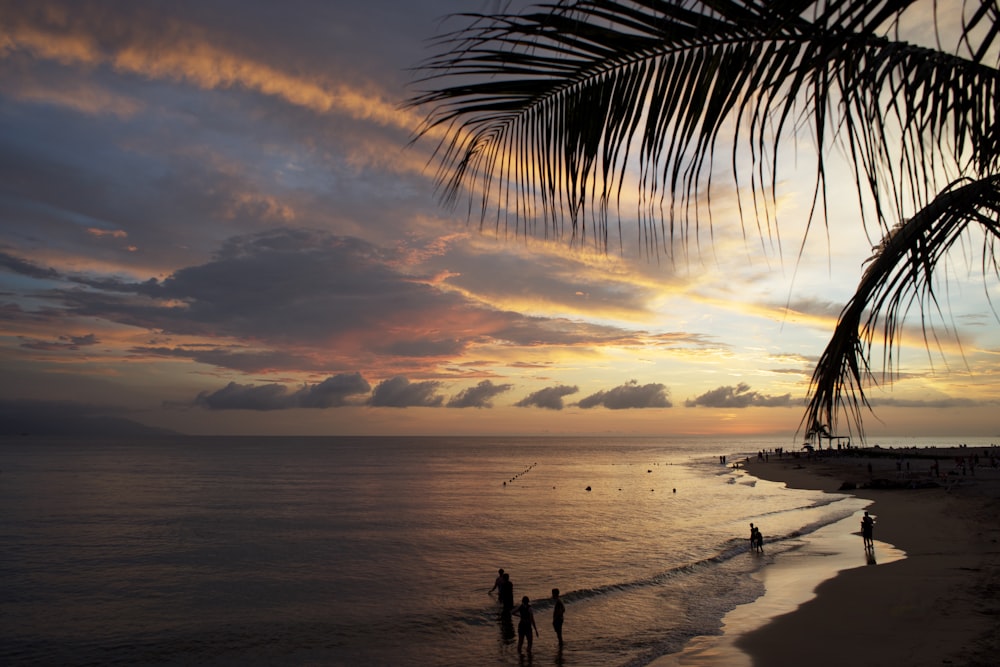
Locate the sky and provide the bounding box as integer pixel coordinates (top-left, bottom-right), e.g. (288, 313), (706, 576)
(1, 0), (998, 438)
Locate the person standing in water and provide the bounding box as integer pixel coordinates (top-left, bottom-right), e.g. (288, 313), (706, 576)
(512, 595), (539, 653)
(499, 573), (514, 616)
(489, 568), (504, 594)
(551, 588), (565, 646)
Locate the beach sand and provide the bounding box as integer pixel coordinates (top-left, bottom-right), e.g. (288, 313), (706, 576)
(653, 446), (1000, 666)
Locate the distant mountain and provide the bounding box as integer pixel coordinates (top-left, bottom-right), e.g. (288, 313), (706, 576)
(0, 400), (181, 437)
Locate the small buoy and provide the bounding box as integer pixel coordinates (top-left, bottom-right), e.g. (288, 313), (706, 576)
(673, 488), (676, 493)
(585, 486), (592, 491)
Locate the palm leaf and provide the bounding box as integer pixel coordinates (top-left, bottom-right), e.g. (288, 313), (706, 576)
(408, 1), (1000, 440)
(408, 0), (999, 252)
(802, 175), (1000, 439)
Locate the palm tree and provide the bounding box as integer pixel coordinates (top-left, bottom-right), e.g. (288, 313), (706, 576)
(408, 0), (1000, 439)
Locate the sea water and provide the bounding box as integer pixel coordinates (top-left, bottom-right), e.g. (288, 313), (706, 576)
(0, 435), (969, 666)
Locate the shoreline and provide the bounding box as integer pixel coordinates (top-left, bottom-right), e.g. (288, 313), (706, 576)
(654, 446), (1000, 666)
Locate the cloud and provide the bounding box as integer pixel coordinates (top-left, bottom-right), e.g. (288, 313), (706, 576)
(193, 373), (372, 410)
(515, 385), (579, 410)
(867, 397), (984, 408)
(46, 229), (506, 353)
(446, 380), (514, 408)
(6, 228), (662, 378)
(577, 380), (672, 409)
(685, 383), (794, 408)
(294, 373), (372, 408)
(195, 382), (295, 411)
(0, 250), (60, 280)
(368, 376), (444, 408)
(0, 3), (423, 132)
(20, 333), (98, 351)
(134, 346), (327, 374)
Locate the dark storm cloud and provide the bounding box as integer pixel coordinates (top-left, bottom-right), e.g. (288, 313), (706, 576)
(685, 383), (794, 408)
(446, 380), (513, 408)
(577, 380), (671, 409)
(368, 376), (444, 407)
(193, 373), (372, 410)
(514, 385), (579, 410)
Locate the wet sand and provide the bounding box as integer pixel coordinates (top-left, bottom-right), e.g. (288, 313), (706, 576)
(653, 447), (1000, 666)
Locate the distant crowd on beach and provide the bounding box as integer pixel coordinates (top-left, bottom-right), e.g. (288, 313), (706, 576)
(489, 568), (564, 654)
(737, 443), (1000, 482)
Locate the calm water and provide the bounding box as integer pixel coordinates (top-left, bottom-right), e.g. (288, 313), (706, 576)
(0, 435), (980, 666)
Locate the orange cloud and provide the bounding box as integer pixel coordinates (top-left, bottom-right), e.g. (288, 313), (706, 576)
(87, 227), (128, 238)
(7, 78), (143, 117)
(0, 6), (425, 132)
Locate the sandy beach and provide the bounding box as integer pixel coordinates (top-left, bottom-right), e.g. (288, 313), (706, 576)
(656, 446), (1000, 666)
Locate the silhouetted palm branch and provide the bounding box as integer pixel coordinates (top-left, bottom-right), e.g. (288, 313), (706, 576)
(410, 0), (998, 249)
(803, 175), (1000, 438)
(409, 0), (1000, 437)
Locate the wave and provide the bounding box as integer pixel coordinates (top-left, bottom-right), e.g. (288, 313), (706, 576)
(457, 496), (860, 627)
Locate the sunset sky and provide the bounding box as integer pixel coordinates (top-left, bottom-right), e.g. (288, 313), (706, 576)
(1, 0), (997, 438)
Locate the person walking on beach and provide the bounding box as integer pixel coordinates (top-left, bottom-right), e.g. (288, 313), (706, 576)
(551, 588), (565, 646)
(512, 595), (539, 653)
(861, 511), (875, 550)
(749, 523), (763, 553)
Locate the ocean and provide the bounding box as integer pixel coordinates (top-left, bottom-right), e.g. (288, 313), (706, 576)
(0, 434), (979, 666)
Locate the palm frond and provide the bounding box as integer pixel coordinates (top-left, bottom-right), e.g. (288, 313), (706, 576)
(802, 174), (1000, 439)
(408, 0), (1000, 252)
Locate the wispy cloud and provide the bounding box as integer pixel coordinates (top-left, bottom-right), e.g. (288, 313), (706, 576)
(0, 4), (422, 130)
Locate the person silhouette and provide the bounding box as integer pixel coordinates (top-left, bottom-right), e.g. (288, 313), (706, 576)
(489, 568), (504, 594)
(512, 595), (539, 653)
(748, 523), (763, 553)
(499, 573), (514, 616)
(861, 511), (875, 550)
(551, 588), (565, 646)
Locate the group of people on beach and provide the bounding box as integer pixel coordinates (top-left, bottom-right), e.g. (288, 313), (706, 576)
(489, 568), (565, 653)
